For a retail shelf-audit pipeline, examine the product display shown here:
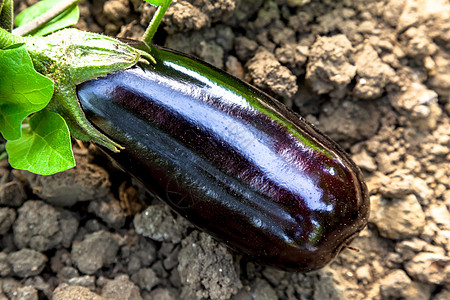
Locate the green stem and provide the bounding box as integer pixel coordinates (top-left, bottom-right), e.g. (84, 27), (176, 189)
(0, 27), (24, 48)
(12, 0), (80, 36)
(0, 0), (13, 32)
(142, 0), (172, 45)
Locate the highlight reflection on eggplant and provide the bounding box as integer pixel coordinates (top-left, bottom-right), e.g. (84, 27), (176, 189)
(76, 44), (370, 272)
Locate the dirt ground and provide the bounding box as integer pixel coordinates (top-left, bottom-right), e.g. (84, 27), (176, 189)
(1, 0), (449, 299)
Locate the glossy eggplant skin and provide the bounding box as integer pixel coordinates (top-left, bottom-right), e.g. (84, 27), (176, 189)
(76, 44), (370, 272)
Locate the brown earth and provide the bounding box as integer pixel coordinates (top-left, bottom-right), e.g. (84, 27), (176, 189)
(1, 0), (449, 299)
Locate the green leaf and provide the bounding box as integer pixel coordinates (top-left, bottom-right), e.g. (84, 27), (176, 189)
(6, 110), (75, 175)
(0, 44), (54, 140)
(15, 0), (79, 37)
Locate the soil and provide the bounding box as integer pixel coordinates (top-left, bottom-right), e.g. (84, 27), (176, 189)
(1, 0), (449, 299)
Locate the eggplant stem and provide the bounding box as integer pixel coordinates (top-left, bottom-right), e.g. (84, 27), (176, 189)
(142, 0), (172, 45)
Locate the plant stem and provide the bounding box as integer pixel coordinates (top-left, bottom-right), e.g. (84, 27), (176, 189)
(0, 0), (13, 32)
(0, 142), (6, 162)
(12, 0), (80, 36)
(142, 0), (172, 45)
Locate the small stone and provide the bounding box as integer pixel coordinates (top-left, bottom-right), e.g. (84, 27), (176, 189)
(379, 270), (411, 298)
(428, 49), (450, 100)
(306, 34), (356, 96)
(246, 48), (298, 99)
(411, 177), (433, 204)
(313, 267), (350, 300)
(402, 26), (438, 58)
(0, 252), (11, 277)
(234, 36), (258, 61)
(68, 276), (96, 291)
(148, 288), (177, 300)
(127, 256), (141, 274)
(103, 0), (130, 22)
(375, 152), (396, 174)
(53, 284), (105, 300)
(164, 1), (210, 34)
(179, 286), (198, 300)
(389, 82), (438, 129)
(274, 44), (308, 75)
(433, 288), (450, 300)
(199, 0), (236, 22)
(429, 204), (450, 229)
(197, 40), (224, 68)
(287, 0), (311, 7)
(216, 25), (234, 52)
(353, 44), (396, 100)
(8, 249), (47, 278)
(355, 265), (372, 283)
(178, 231), (242, 300)
(423, 243), (446, 255)
(249, 279), (277, 300)
(250, 0), (279, 29)
(435, 230), (450, 252)
(262, 268), (286, 286)
(420, 220), (439, 243)
(0, 207), (16, 235)
(50, 249), (73, 274)
(117, 20), (145, 40)
(225, 55), (244, 79)
(163, 246), (180, 270)
(318, 100), (380, 147)
(122, 233), (157, 274)
(84, 219), (107, 233)
(58, 266), (79, 282)
(13, 200), (79, 252)
(160, 242), (175, 257)
(134, 204), (186, 243)
(101, 274), (142, 300)
(232, 290), (253, 300)
(24, 275), (53, 298)
(382, 0), (406, 27)
(404, 154), (421, 172)
(88, 194), (126, 229)
(395, 238), (427, 260)
(71, 231), (119, 275)
(152, 260), (169, 280)
(405, 252), (450, 285)
(0, 181), (26, 207)
(380, 271), (432, 300)
(130, 268), (159, 292)
(22, 154), (110, 207)
(371, 194), (425, 240)
(169, 268), (181, 288)
(351, 149), (377, 172)
(14, 286), (38, 300)
(1, 278), (21, 299)
(379, 172), (415, 198)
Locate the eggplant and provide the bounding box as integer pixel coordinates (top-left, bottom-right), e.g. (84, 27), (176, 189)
(76, 44), (369, 272)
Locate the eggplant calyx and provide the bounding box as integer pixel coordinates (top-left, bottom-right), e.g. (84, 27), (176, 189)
(23, 28), (154, 82)
(18, 28), (155, 151)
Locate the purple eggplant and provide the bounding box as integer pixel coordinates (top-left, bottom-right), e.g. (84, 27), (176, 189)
(76, 44), (369, 272)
